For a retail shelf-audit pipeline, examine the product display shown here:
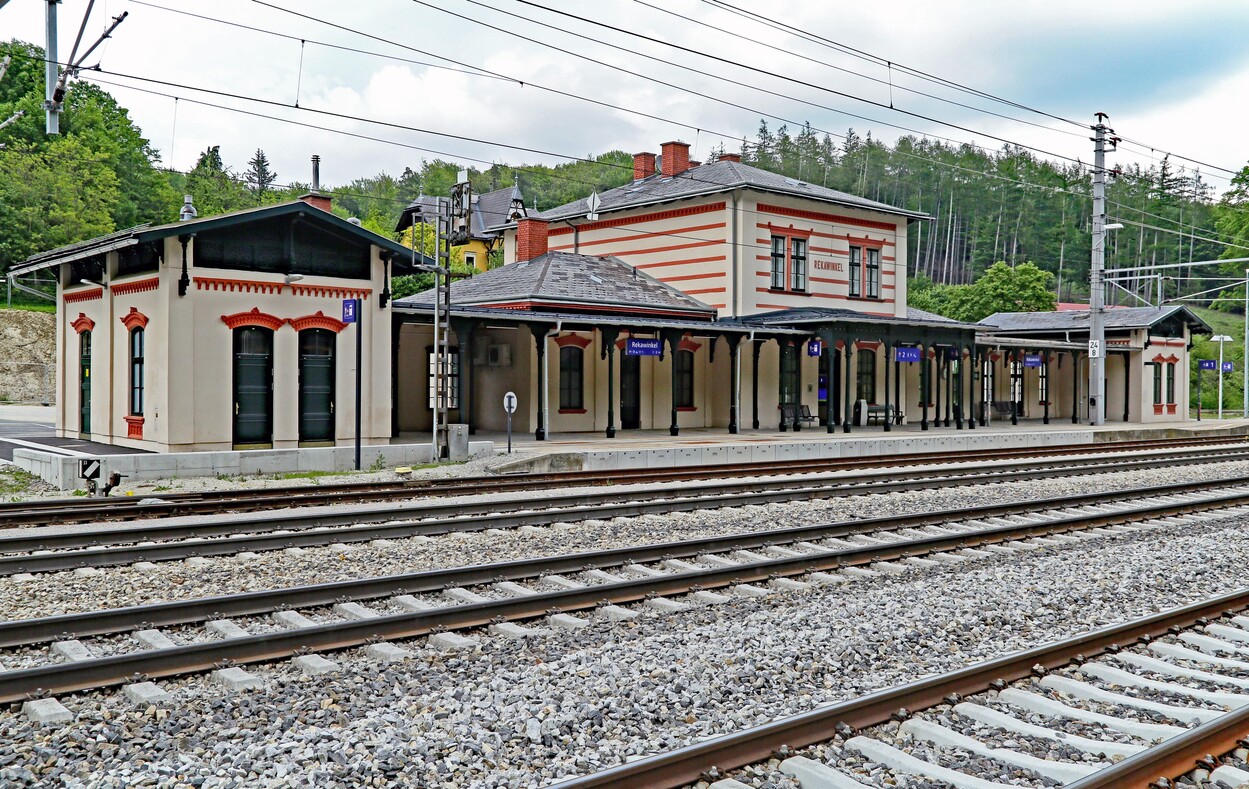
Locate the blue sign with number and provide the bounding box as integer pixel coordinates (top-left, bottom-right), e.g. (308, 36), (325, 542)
(895, 347), (921, 363)
(625, 338), (662, 356)
(1024, 354), (1042, 368)
(807, 340), (822, 357)
(1199, 359), (1216, 370)
(342, 299), (357, 324)
(1223, 361), (1235, 372)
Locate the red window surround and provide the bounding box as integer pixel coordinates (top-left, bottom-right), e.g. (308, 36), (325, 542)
(124, 415), (145, 440)
(71, 313), (96, 334)
(119, 307), (150, 331)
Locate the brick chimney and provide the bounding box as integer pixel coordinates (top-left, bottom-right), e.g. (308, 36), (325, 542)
(660, 141), (691, 178)
(718, 153), (742, 164)
(299, 154), (332, 211)
(633, 152), (656, 181)
(516, 217), (549, 262)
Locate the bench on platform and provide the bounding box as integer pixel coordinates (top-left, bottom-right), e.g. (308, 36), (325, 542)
(780, 404), (818, 428)
(991, 400), (1016, 418)
(866, 404), (903, 425)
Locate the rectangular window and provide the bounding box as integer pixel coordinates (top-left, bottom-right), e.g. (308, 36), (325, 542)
(856, 348), (876, 402)
(848, 246), (861, 298)
(129, 328), (144, 416)
(770, 236), (786, 290)
(559, 346), (584, 410)
(1152, 363), (1163, 405)
(1166, 362), (1176, 403)
(779, 343), (800, 405)
(866, 247), (880, 299)
(790, 238), (807, 292)
(427, 347), (459, 410)
(674, 350), (695, 408)
(464, 252), (478, 270)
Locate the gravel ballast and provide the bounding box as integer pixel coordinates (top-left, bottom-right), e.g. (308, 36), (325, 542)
(3, 502), (1249, 786)
(6, 460), (1249, 622)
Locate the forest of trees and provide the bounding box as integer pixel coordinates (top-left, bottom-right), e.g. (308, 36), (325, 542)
(6, 36), (1249, 320)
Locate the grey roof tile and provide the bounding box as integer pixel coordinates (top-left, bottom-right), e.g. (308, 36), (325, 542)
(978, 305), (1210, 333)
(534, 159), (928, 224)
(742, 306), (979, 331)
(395, 252), (716, 317)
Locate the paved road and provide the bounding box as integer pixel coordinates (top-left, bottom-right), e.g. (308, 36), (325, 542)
(0, 406), (142, 462)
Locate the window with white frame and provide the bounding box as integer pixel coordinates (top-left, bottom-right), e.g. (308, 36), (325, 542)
(849, 245), (881, 299)
(769, 234), (808, 293)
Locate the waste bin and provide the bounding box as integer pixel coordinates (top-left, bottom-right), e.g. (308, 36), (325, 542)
(446, 424), (470, 461)
(854, 399), (869, 426)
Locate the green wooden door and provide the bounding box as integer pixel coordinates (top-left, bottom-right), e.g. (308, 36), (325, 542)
(298, 329), (335, 443)
(620, 354), (641, 429)
(79, 332), (91, 434)
(233, 327), (273, 446)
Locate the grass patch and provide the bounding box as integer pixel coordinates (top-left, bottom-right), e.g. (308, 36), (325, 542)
(0, 465), (42, 498)
(3, 302), (56, 314)
(271, 470), (340, 481)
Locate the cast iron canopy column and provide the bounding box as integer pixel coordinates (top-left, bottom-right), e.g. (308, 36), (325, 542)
(934, 346), (942, 429)
(527, 323), (553, 440)
(821, 330), (836, 433)
(843, 337), (855, 434)
(966, 343), (977, 429)
(663, 329), (683, 437)
(921, 341), (930, 431)
(751, 339), (762, 430)
(1011, 349), (1020, 426)
(893, 341), (902, 429)
(954, 346), (964, 430)
(726, 334), (742, 434)
(601, 327), (620, 438)
(883, 338), (892, 433)
(1071, 351), (1081, 424)
(944, 347), (953, 428)
(1042, 351), (1051, 425)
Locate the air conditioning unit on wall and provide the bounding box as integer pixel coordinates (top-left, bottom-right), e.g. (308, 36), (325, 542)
(488, 344), (512, 367)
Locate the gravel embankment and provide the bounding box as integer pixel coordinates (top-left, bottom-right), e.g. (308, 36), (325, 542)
(1, 505), (1248, 787)
(6, 459), (1249, 622)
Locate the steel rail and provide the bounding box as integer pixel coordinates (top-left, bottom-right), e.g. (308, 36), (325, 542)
(545, 588), (1249, 789)
(3, 487), (1249, 703)
(4, 448), (1247, 576)
(2, 435), (1242, 527)
(8, 480), (1241, 649)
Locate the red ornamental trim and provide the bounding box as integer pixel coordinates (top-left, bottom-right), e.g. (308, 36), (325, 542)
(119, 307), (150, 331)
(194, 276), (284, 295)
(124, 415), (145, 440)
(288, 311), (348, 333)
(553, 333), (593, 349)
(677, 337), (702, 353)
(545, 202), (726, 236)
(111, 276), (160, 296)
(1166, 355), (1179, 364)
(1167, 404), (1177, 414)
(221, 308), (285, 331)
(71, 313), (96, 334)
(854, 340), (881, 351)
(291, 283), (372, 299)
(63, 287), (104, 304)
(756, 203), (900, 232)
(1152, 354), (1167, 363)
(1153, 404), (1165, 416)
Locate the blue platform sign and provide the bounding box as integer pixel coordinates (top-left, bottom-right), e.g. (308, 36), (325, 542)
(807, 340), (822, 357)
(894, 347), (921, 363)
(341, 298), (357, 324)
(1199, 359), (1216, 370)
(625, 338), (662, 356)
(1023, 354), (1042, 368)
(1223, 361), (1235, 373)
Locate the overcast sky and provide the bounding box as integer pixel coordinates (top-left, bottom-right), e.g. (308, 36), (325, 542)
(3, 0), (1248, 195)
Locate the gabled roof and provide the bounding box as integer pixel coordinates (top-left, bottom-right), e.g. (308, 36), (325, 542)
(742, 306), (980, 332)
(979, 305), (1211, 335)
(528, 158), (929, 226)
(473, 185), (524, 237)
(12, 201), (433, 277)
(395, 252), (717, 319)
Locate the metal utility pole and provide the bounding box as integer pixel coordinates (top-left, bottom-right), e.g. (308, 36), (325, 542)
(44, 0), (59, 134)
(1088, 113), (1114, 426)
(1244, 268), (1248, 419)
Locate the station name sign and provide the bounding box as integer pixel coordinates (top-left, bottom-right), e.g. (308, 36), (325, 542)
(625, 338), (663, 356)
(813, 259), (845, 272)
(1023, 354), (1042, 368)
(894, 347), (921, 363)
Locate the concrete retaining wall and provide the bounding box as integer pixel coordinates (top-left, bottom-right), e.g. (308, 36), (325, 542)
(14, 441), (495, 490)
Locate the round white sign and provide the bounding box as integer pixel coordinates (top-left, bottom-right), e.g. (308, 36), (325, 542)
(503, 391), (517, 414)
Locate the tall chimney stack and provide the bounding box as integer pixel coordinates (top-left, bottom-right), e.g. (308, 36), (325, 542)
(300, 154), (333, 212)
(516, 218), (549, 262)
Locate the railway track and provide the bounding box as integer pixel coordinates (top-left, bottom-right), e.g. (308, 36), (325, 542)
(548, 591), (1249, 789)
(6, 446), (1249, 576)
(2, 434), (1243, 528)
(4, 481), (1248, 709)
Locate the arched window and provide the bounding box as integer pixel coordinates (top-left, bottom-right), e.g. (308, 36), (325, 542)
(129, 328), (145, 416)
(856, 348), (876, 402)
(559, 346), (584, 410)
(674, 349), (695, 408)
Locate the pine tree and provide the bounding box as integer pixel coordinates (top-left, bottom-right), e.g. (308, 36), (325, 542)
(244, 148), (277, 203)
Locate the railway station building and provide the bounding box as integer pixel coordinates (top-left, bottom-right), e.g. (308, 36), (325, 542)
(10, 194), (433, 453)
(14, 141), (1211, 454)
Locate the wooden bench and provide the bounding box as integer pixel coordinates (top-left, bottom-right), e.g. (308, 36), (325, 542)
(780, 404), (818, 428)
(866, 404), (903, 425)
